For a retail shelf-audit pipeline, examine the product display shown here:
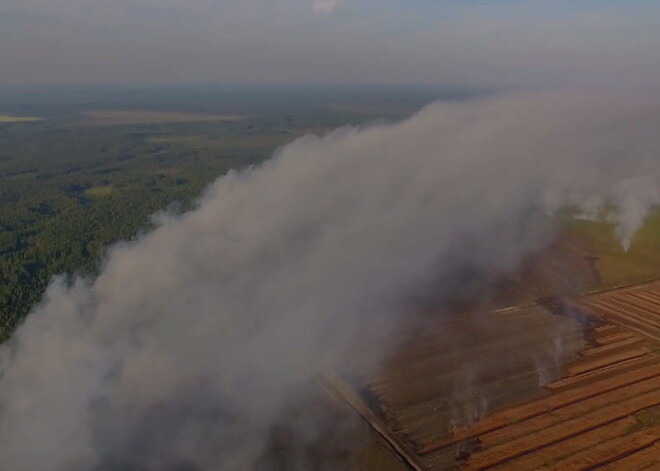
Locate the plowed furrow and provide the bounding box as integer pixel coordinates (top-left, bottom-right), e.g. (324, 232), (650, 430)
(598, 442), (660, 471)
(618, 293), (660, 316)
(546, 356), (656, 391)
(580, 299), (660, 331)
(490, 417), (636, 471)
(568, 349), (649, 375)
(595, 331), (636, 346)
(544, 425), (660, 470)
(594, 324), (618, 335)
(418, 363), (660, 454)
(580, 337), (643, 357)
(596, 296), (660, 327)
(570, 301), (660, 342)
(628, 290), (660, 305)
(463, 388), (660, 470)
(478, 376), (660, 448)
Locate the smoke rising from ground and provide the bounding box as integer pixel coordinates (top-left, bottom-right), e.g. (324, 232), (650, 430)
(2, 92), (660, 470)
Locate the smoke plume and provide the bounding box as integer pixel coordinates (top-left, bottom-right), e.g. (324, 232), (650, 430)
(2, 92), (660, 470)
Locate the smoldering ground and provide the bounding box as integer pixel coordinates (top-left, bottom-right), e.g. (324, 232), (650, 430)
(2, 92), (660, 470)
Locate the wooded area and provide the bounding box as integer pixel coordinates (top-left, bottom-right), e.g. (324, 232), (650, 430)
(0, 105), (376, 340)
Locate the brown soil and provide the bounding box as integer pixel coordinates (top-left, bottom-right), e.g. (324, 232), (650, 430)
(332, 279), (660, 470)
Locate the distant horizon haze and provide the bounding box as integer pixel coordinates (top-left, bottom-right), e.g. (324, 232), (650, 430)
(1, 0), (660, 89)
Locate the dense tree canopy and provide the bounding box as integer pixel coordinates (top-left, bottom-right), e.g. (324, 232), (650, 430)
(0, 108), (378, 340)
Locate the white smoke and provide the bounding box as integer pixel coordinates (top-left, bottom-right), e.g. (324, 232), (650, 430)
(534, 337), (564, 387)
(2, 92), (660, 470)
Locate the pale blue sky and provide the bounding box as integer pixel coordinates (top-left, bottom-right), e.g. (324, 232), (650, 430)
(1, 0), (659, 87)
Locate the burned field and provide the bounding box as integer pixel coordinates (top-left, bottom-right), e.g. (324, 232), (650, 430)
(327, 280), (660, 470)
(566, 280), (660, 343)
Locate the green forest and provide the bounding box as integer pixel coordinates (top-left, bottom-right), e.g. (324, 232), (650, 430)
(0, 102), (395, 340)
(0, 85), (479, 340)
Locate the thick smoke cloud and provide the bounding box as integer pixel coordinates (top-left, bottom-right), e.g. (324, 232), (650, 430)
(2, 92), (660, 470)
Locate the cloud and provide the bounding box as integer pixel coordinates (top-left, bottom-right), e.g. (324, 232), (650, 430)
(2, 92), (660, 470)
(313, 0), (342, 15)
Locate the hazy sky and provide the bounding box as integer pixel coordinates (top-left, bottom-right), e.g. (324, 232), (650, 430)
(1, 0), (660, 87)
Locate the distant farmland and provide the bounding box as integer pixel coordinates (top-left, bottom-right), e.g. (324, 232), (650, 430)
(0, 115), (42, 123)
(82, 110), (245, 126)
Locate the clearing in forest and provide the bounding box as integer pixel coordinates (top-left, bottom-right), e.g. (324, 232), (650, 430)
(0, 115), (42, 123)
(83, 110), (245, 126)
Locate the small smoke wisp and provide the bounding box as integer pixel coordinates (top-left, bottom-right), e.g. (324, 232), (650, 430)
(533, 338), (563, 388)
(2, 92), (660, 470)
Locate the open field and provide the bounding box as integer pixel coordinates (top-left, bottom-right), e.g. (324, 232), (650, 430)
(82, 110), (245, 126)
(567, 280), (660, 342)
(84, 185), (115, 197)
(329, 279), (660, 470)
(339, 304), (590, 470)
(0, 114), (42, 123)
(562, 211), (660, 288)
(326, 103), (405, 115)
(148, 126), (334, 149)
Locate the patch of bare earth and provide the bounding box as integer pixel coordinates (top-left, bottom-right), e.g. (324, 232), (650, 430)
(82, 110), (245, 126)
